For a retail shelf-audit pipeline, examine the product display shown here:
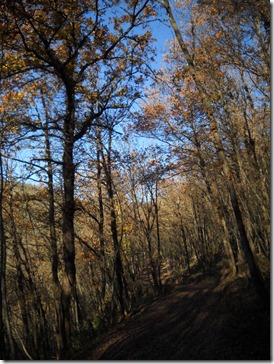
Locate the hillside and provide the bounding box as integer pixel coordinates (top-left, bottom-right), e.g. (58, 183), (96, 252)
(75, 270), (270, 360)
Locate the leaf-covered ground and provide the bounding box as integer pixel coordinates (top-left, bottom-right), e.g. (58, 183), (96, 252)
(75, 270), (270, 360)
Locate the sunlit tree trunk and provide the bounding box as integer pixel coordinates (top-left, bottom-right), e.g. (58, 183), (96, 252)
(153, 179), (162, 291)
(101, 129), (128, 316)
(95, 127), (107, 301)
(0, 151), (15, 359)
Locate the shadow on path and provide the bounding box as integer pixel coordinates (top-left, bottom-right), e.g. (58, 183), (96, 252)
(85, 271), (270, 360)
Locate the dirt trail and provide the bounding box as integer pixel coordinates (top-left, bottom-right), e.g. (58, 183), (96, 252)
(80, 271), (270, 360)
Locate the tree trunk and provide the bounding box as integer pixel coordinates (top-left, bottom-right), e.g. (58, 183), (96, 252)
(180, 225), (191, 274)
(61, 137), (76, 353)
(43, 114), (63, 357)
(0, 152), (15, 359)
(96, 127), (107, 301)
(0, 150), (6, 359)
(60, 92), (77, 354)
(154, 180), (162, 291)
(101, 129), (128, 316)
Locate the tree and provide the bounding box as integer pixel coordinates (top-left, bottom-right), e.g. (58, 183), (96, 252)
(155, 0), (270, 306)
(0, 0), (155, 355)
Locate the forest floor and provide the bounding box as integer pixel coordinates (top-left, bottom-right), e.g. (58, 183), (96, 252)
(76, 269), (270, 360)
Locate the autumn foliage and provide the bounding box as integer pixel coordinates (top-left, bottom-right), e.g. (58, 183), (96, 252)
(0, 0), (269, 360)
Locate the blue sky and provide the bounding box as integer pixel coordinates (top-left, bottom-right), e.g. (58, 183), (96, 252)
(10, 4), (175, 183)
(121, 16), (174, 150)
(151, 18), (173, 69)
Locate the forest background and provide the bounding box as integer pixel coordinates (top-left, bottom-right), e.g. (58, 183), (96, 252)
(0, 0), (270, 359)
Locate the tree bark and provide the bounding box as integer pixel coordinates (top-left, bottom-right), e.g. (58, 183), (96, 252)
(154, 180), (162, 291)
(60, 88), (77, 354)
(0, 152), (15, 359)
(101, 129), (128, 316)
(43, 113), (63, 357)
(96, 127), (107, 301)
(61, 137), (76, 352)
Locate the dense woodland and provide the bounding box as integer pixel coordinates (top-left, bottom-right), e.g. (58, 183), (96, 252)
(0, 0), (270, 360)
